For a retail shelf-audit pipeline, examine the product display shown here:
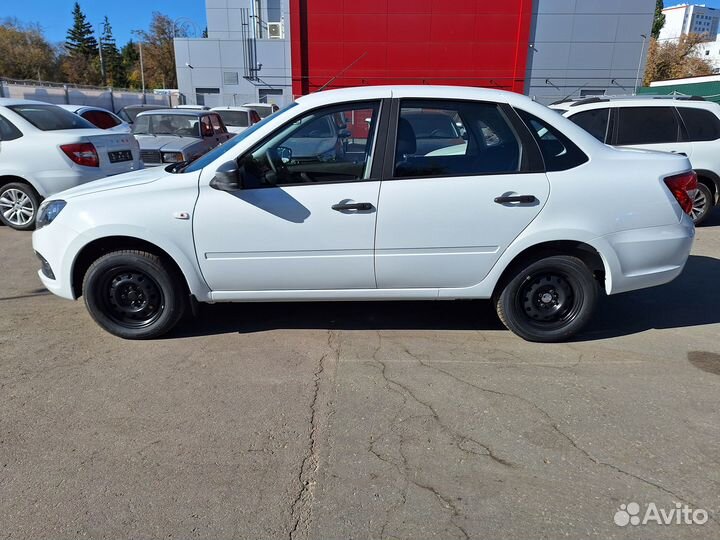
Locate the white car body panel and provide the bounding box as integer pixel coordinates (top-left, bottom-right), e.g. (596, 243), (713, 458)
(32, 86), (694, 308)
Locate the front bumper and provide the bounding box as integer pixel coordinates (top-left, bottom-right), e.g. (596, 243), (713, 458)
(32, 222), (80, 300)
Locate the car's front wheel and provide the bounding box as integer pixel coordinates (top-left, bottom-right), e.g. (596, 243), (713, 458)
(495, 255), (598, 343)
(82, 250), (187, 339)
(0, 182), (39, 231)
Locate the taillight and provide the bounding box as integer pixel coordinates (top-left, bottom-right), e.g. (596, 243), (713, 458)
(60, 143), (99, 167)
(664, 171), (698, 216)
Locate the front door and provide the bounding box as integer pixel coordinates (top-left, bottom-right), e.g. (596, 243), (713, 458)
(375, 99), (551, 289)
(193, 100), (384, 292)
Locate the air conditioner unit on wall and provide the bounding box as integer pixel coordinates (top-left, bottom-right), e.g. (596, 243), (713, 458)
(268, 22), (284, 39)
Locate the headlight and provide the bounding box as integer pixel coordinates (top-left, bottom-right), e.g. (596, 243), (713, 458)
(36, 200), (66, 229)
(162, 151), (185, 163)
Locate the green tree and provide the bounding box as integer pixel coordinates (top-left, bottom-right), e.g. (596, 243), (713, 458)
(118, 40), (140, 89)
(652, 0), (666, 39)
(63, 2), (100, 84)
(0, 19), (60, 80)
(100, 16), (123, 86)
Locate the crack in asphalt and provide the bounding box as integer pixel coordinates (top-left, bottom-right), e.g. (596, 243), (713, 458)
(288, 330), (339, 540)
(396, 338), (717, 525)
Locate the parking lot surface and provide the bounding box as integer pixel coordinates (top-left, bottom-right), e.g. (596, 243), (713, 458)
(1, 213), (719, 539)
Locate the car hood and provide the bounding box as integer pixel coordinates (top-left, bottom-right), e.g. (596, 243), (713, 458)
(51, 167), (167, 201)
(135, 135), (200, 151)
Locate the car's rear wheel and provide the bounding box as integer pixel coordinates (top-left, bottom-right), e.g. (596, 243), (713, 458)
(0, 182), (39, 231)
(495, 255), (598, 343)
(690, 182), (713, 226)
(82, 250), (187, 339)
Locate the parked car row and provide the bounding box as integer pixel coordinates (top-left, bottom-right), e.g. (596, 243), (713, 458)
(31, 86), (697, 344)
(0, 99), (280, 230)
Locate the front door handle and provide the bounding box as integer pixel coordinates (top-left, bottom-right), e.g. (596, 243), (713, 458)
(494, 195), (537, 204)
(332, 202), (374, 212)
(671, 151), (688, 157)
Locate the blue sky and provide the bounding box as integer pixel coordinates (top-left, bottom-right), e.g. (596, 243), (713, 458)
(7, 0), (207, 45)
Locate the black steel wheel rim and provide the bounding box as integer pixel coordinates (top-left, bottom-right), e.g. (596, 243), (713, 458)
(516, 270), (583, 330)
(98, 267), (165, 328)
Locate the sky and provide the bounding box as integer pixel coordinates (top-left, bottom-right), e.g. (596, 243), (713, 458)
(5, 0), (208, 46)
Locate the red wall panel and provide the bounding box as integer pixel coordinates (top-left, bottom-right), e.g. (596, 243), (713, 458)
(290, 0), (532, 97)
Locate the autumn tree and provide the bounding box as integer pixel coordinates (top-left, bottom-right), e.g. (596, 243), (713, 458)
(139, 13), (185, 89)
(0, 19), (59, 80)
(644, 33), (714, 85)
(118, 40), (141, 89)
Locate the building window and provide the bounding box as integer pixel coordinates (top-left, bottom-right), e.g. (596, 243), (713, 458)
(223, 71), (239, 85)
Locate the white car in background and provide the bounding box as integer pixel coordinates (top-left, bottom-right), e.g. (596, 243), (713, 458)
(211, 106), (261, 134)
(57, 104), (131, 134)
(0, 98), (141, 230)
(243, 102), (278, 118)
(553, 95), (720, 225)
(33, 86), (695, 342)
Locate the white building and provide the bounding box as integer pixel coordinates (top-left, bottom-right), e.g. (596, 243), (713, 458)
(174, 0), (292, 108)
(659, 3), (720, 42)
(697, 40), (720, 72)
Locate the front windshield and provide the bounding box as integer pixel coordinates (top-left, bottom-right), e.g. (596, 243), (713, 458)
(182, 102), (298, 174)
(133, 114), (201, 137)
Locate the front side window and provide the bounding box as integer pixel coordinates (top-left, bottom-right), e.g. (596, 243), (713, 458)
(240, 101), (380, 187)
(133, 114), (201, 138)
(616, 107), (680, 145)
(8, 104), (94, 131)
(568, 108), (610, 142)
(210, 114), (226, 133)
(394, 100), (521, 178)
(81, 110), (121, 129)
(516, 110), (588, 172)
(677, 107), (720, 141)
(201, 116), (214, 137)
(0, 113), (22, 140)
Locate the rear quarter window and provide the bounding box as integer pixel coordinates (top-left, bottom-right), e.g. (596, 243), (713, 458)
(516, 110), (588, 172)
(0, 113), (22, 140)
(677, 107), (720, 141)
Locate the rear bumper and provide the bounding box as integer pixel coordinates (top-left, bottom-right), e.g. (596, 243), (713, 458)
(603, 215), (695, 295)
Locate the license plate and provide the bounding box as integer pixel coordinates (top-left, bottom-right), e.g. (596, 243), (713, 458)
(108, 150), (133, 163)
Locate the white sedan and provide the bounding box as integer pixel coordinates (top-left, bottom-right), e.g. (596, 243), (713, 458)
(0, 98), (141, 230)
(57, 104), (132, 134)
(32, 86), (695, 342)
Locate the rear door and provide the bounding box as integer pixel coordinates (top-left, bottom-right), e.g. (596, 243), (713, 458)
(676, 106), (720, 170)
(611, 105), (693, 159)
(374, 99), (551, 289)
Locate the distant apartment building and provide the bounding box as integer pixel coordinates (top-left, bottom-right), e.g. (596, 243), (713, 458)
(697, 40), (720, 72)
(659, 3), (720, 41)
(175, 0), (655, 106)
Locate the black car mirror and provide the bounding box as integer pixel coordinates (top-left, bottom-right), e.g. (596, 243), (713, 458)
(210, 161), (241, 191)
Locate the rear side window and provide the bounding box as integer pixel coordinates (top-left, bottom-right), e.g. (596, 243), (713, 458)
(568, 108), (609, 142)
(81, 110), (121, 129)
(516, 110), (588, 172)
(677, 107), (720, 141)
(7, 104), (94, 131)
(616, 107), (680, 145)
(393, 100), (522, 178)
(0, 114), (22, 140)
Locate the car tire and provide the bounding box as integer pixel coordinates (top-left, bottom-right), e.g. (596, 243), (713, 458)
(691, 182), (714, 226)
(0, 182), (40, 231)
(82, 250), (187, 339)
(495, 255), (598, 343)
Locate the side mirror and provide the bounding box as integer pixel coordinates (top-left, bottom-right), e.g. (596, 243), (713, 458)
(338, 128), (351, 138)
(210, 161), (241, 191)
(277, 146), (293, 163)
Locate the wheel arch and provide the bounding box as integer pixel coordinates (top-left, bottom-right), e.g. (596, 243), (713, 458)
(71, 235), (200, 300)
(0, 174), (40, 195)
(492, 240), (606, 300)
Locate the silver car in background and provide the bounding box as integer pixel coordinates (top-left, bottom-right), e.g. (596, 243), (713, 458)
(132, 109), (234, 166)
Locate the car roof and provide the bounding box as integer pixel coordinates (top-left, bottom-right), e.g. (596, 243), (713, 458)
(119, 104), (166, 111)
(211, 106), (252, 112)
(0, 98), (64, 107)
(136, 109), (216, 117)
(554, 95), (718, 114)
(243, 102), (273, 107)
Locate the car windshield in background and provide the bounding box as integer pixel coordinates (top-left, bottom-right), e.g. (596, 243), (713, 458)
(183, 102), (299, 174)
(133, 114), (201, 137)
(215, 110), (249, 127)
(250, 106), (273, 118)
(8, 104), (94, 131)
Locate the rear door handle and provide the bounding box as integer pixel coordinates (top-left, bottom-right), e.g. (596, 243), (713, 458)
(332, 202), (374, 212)
(671, 151), (688, 157)
(494, 195), (537, 204)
